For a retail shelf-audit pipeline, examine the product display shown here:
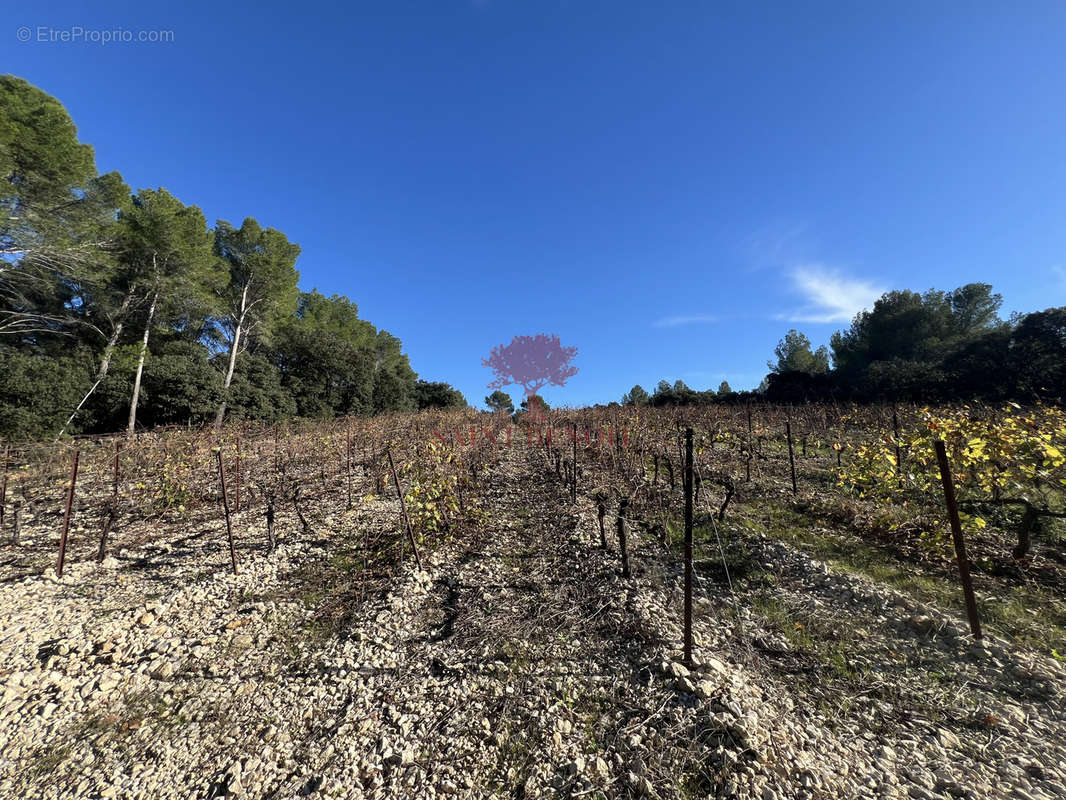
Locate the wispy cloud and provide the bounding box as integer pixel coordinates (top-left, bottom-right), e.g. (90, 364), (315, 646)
(744, 221), (811, 271)
(1053, 265), (1066, 289)
(652, 314), (718, 328)
(780, 265), (884, 324)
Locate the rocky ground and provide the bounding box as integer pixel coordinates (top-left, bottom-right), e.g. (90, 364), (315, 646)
(1, 440), (1065, 799)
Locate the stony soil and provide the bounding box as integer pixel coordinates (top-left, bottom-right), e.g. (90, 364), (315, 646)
(1, 441), (1064, 799)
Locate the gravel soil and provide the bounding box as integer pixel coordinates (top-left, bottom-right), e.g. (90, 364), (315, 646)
(1, 440), (1064, 799)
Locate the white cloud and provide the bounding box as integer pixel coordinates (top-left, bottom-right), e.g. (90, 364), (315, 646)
(744, 221), (810, 271)
(652, 314), (718, 328)
(781, 265), (884, 324)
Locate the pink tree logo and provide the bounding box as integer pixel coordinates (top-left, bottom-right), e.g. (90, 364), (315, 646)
(482, 334), (578, 421)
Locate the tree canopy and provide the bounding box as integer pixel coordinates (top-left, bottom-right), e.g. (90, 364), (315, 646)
(634, 283), (1060, 407)
(485, 390), (514, 414)
(769, 329), (829, 375)
(621, 384), (650, 406)
(415, 381), (467, 410)
(0, 77), (441, 441)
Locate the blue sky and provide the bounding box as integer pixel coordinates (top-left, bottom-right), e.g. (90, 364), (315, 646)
(10, 1), (1066, 407)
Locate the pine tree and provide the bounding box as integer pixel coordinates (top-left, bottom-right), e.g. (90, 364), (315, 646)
(116, 188), (219, 435)
(212, 218), (300, 428)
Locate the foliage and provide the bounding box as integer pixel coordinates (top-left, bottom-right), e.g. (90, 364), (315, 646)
(485, 390), (514, 414)
(825, 283), (1006, 399)
(212, 217), (301, 425)
(838, 403), (1066, 556)
(0, 78), (439, 439)
(0, 74), (96, 245)
(0, 345), (87, 440)
(415, 380), (466, 410)
(519, 394), (549, 413)
(140, 341), (223, 427)
(769, 329), (829, 375)
(224, 352), (295, 422)
(370, 331), (418, 413)
(0, 76), (130, 341)
(748, 286), (1060, 405)
(402, 439), (462, 536)
(213, 218), (301, 344)
(1012, 308), (1066, 400)
(647, 379), (717, 407)
(272, 291), (375, 417)
(117, 188), (220, 314)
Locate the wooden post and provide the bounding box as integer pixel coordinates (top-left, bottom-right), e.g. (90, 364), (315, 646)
(597, 500), (607, 549)
(683, 427), (694, 666)
(56, 449), (80, 578)
(933, 440), (982, 639)
(387, 447), (422, 569)
(786, 420), (797, 494)
(617, 497), (630, 578)
(216, 449), (239, 575)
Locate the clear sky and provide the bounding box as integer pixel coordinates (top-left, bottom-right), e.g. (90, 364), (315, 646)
(9, 1), (1066, 408)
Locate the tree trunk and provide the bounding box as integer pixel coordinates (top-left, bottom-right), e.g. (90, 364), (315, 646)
(126, 290), (158, 437)
(1013, 505), (1038, 561)
(214, 282), (249, 431)
(57, 293), (133, 439)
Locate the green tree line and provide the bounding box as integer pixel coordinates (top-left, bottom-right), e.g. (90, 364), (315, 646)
(0, 75), (464, 441)
(623, 283), (1066, 407)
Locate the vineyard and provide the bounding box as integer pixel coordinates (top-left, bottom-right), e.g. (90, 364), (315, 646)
(1, 403), (1065, 800)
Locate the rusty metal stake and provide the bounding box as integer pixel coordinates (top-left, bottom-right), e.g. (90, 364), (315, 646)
(387, 447), (421, 569)
(234, 435), (241, 513)
(346, 421), (353, 509)
(683, 427), (694, 666)
(571, 424), (578, 503)
(892, 404), (902, 478)
(98, 440), (121, 561)
(0, 445), (8, 537)
(216, 449), (239, 575)
(786, 420), (797, 494)
(56, 448), (80, 578)
(933, 440), (982, 639)
(617, 497), (630, 578)
(746, 404), (755, 481)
